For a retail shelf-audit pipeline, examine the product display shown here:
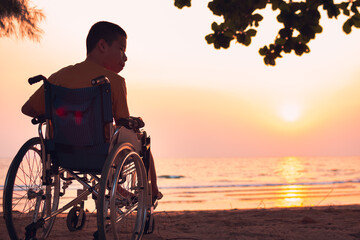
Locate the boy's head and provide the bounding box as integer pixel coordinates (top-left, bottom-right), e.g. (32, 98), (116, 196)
(86, 21), (127, 54)
(86, 21), (127, 73)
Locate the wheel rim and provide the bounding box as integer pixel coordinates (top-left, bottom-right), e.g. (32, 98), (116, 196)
(4, 138), (60, 239)
(100, 145), (148, 240)
(13, 146), (43, 216)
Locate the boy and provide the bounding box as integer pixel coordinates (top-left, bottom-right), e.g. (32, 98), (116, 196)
(22, 21), (162, 201)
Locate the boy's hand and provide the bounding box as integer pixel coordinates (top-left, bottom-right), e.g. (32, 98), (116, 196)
(130, 116), (145, 129)
(117, 117), (145, 130)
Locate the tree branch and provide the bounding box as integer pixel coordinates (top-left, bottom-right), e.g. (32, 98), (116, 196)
(175, 0), (360, 66)
(0, 0), (45, 41)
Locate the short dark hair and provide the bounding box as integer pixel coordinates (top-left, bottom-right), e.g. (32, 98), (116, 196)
(86, 21), (127, 54)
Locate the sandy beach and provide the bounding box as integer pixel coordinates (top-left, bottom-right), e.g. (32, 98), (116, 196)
(1, 205), (360, 239)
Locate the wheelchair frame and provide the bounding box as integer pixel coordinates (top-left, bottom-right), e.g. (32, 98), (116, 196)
(3, 76), (156, 240)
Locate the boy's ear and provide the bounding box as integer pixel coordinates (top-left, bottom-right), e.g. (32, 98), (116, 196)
(97, 39), (107, 53)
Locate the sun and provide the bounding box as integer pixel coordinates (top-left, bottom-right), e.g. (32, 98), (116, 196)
(280, 104), (301, 122)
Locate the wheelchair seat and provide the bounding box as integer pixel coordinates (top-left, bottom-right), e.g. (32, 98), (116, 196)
(44, 78), (113, 172)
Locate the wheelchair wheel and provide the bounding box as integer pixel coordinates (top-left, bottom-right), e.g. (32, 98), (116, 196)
(66, 206), (86, 231)
(143, 212), (155, 235)
(97, 143), (148, 240)
(3, 137), (60, 240)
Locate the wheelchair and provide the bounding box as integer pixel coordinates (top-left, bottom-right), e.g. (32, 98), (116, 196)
(3, 75), (157, 240)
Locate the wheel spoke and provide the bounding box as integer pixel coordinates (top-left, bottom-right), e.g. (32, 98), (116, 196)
(4, 138), (60, 240)
(27, 152), (34, 186)
(14, 177), (28, 190)
(12, 192), (28, 210)
(115, 202), (138, 224)
(18, 162), (32, 186)
(98, 147), (148, 240)
(23, 200), (37, 214)
(21, 199), (30, 214)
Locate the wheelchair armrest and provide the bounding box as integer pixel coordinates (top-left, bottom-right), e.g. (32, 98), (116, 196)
(116, 117), (145, 131)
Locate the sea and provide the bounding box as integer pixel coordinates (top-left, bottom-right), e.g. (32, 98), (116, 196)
(1, 156), (360, 212)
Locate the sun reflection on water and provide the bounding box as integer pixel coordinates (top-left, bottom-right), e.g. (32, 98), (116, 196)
(276, 185), (306, 207)
(276, 157), (307, 207)
(277, 157), (305, 183)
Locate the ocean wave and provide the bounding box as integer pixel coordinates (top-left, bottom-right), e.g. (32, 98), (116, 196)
(1, 179), (360, 191)
(159, 179), (360, 190)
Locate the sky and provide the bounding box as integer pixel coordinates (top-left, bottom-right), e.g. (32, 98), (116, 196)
(0, 0), (359, 158)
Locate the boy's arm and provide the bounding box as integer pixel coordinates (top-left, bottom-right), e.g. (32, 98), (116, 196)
(21, 85), (45, 117)
(112, 77), (130, 122)
(22, 101), (38, 117)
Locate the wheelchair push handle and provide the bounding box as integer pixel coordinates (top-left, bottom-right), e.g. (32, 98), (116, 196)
(28, 75), (47, 85)
(31, 115), (46, 125)
(91, 75), (110, 86)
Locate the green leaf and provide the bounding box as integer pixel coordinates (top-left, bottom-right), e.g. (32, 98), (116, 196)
(354, 13), (360, 20)
(351, 4), (359, 14)
(236, 33), (245, 43)
(253, 14), (264, 22)
(337, 2), (349, 10)
(264, 56), (269, 65)
(277, 14), (285, 23)
(304, 45), (310, 53)
(279, 2), (291, 12)
(306, 0), (321, 9)
(174, 0), (191, 9)
(244, 35), (251, 46)
(313, 25), (323, 33)
(343, 19), (352, 34)
(271, 0), (282, 10)
(219, 36), (231, 49)
(205, 34), (215, 44)
(300, 25), (315, 39)
(211, 22), (219, 31)
(208, 1), (222, 16)
(223, 31), (234, 38)
(246, 29), (257, 37)
(259, 46), (268, 56)
(279, 28), (292, 38)
(298, 34), (310, 44)
(275, 37), (286, 45)
(294, 44), (304, 56)
(255, 0), (268, 10)
(354, 18), (360, 28)
(269, 58), (276, 66)
(283, 40), (293, 53)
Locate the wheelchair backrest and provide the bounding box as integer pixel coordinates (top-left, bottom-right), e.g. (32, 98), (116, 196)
(44, 78), (113, 172)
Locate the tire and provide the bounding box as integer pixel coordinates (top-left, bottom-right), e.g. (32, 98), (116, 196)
(97, 143), (148, 240)
(3, 137), (60, 240)
(66, 206), (86, 232)
(143, 213), (155, 235)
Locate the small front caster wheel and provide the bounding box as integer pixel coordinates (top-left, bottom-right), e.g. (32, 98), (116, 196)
(66, 206), (86, 232)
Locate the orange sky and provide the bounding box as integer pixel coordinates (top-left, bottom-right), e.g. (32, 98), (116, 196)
(0, 0), (359, 158)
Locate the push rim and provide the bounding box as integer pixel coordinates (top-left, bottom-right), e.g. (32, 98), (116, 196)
(98, 143), (148, 240)
(3, 137), (60, 240)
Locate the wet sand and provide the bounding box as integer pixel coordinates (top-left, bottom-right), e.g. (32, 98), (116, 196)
(1, 205), (360, 239)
